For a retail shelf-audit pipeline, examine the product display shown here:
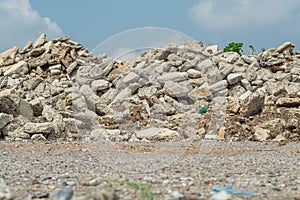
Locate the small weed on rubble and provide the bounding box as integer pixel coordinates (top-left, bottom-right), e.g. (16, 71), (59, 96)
(223, 42), (244, 55)
(224, 42), (266, 56)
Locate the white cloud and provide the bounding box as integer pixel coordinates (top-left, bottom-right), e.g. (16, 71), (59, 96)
(0, 0), (63, 51)
(188, 0), (300, 30)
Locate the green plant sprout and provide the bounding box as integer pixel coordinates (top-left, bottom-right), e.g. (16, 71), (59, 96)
(223, 42), (244, 55)
(249, 45), (255, 55)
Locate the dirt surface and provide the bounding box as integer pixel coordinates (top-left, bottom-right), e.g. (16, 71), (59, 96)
(0, 140), (300, 199)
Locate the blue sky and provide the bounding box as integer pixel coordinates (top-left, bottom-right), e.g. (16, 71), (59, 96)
(1, 0), (300, 54)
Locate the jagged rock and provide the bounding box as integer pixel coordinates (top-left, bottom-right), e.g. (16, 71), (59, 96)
(0, 113), (13, 129)
(122, 71), (140, 84)
(64, 118), (79, 139)
(205, 45), (219, 55)
(219, 62), (234, 79)
(252, 79), (264, 86)
(19, 99), (33, 121)
(29, 77), (44, 90)
(220, 52), (240, 64)
(29, 47), (45, 57)
(23, 122), (53, 136)
(51, 114), (66, 138)
(266, 82), (285, 96)
(276, 97), (300, 107)
(276, 41), (295, 53)
(239, 90), (252, 101)
(260, 68), (274, 81)
(104, 129), (132, 142)
(98, 88), (117, 105)
(136, 127), (182, 141)
(111, 87), (132, 104)
(33, 33), (46, 48)
(89, 58), (114, 79)
(31, 134), (48, 141)
(227, 97), (240, 114)
(273, 134), (286, 142)
(163, 81), (190, 98)
(253, 127), (270, 141)
(27, 55), (48, 68)
(230, 86), (247, 100)
(157, 72), (188, 83)
(49, 64), (62, 76)
(258, 118), (285, 139)
(5, 131), (20, 139)
(66, 61), (78, 75)
(21, 41), (32, 53)
(187, 69), (202, 78)
(208, 80), (228, 95)
(0, 89), (19, 116)
(91, 79), (111, 92)
(240, 79), (252, 91)
(189, 85), (211, 100)
(2, 115), (30, 138)
(290, 65), (300, 76)
(227, 73), (242, 85)
(29, 97), (44, 117)
(79, 85), (100, 110)
(241, 55), (257, 64)
(245, 63), (259, 82)
(0, 46), (18, 66)
(42, 105), (58, 122)
(286, 118), (298, 130)
(3, 61), (28, 76)
(240, 92), (265, 117)
(197, 59), (213, 72)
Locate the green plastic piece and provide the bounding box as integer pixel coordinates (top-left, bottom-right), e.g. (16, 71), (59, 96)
(199, 106), (210, 115)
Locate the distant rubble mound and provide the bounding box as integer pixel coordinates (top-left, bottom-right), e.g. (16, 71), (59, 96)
(0, 34), (299, 142)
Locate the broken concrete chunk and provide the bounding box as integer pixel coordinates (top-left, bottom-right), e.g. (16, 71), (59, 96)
(163, 81), (190, 98)
(19, 99), (34, 121)
(227, 73), (242, 85)
(253, 127), (270, 141)
(276, 97), (300, 107)
(240, 92), (265, 117)
(136, 127), (182, 141)
(0, 113), (13, 129)
(157, 72), (187, 83)
(0, 46), (19, 66)
(33, 33), (46, 48)
(4, 61), (28, 76)
(23, 122), (53, 135)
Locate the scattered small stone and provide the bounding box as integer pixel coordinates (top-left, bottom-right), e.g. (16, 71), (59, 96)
(209, 191), (232, 200)
(49, 188), (73, 200)
(0, 178), (12, 200)
(89, 188), (118, 200)
(165, 191), (185, 200)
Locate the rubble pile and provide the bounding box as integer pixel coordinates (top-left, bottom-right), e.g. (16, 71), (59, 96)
(0, 34), (91, 141)
(0, 34), (299, 142)
(225, 42), (300, 141)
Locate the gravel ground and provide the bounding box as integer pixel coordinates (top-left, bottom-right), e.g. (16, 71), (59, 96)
(0, 140), (300, 200)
